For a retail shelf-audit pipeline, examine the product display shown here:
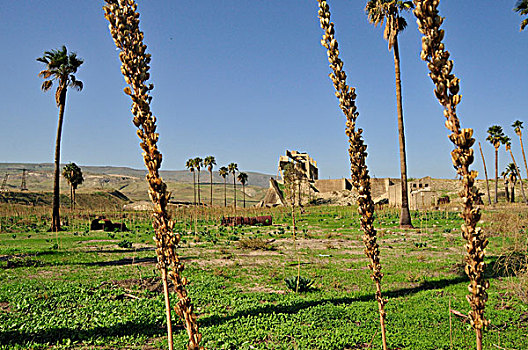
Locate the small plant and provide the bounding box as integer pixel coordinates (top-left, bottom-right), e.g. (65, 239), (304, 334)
(284, 276), (314, 293)
(117, 239), (132, 249)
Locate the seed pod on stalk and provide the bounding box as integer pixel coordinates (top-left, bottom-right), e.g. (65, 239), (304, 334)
(102, 1), (201, 349)
(413, 1), (488, 349)
(316, 1), (388, 349)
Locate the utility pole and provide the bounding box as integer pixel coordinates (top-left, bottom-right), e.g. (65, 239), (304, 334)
(20, 169), (28, 191)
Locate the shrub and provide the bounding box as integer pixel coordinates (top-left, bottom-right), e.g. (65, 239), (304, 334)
(284, 276), (314, 293)
(117, 240), (132, 249)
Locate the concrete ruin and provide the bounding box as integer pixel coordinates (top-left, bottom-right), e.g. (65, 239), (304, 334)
(387, 177), (442, 210)
(256, 178), (287, 207)
(258, 150), (444, 209)
(278, 150), (318, 182)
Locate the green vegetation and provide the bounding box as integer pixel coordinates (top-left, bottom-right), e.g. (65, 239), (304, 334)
(0, 204), (526, 349)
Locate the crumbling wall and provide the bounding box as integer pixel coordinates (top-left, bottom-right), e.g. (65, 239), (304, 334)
(314, 179), (352, 193)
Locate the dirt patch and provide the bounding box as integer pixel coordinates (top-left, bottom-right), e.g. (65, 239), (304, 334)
(242, 285), (286, 294)
(78, 239), (117, 244)
(101, 277), (170, 294)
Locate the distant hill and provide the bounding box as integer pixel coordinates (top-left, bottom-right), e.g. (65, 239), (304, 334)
(0, 163), (273, 187)
(0, 163), (273, 204)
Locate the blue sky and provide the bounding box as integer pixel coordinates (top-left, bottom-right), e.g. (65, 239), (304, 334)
(0, 1), (527, 180)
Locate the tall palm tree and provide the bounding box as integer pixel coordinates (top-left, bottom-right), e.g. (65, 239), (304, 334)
(366, 0), (414, 228)
(37, 46), (83, 232)
(486, 125), (507, 203)
(237, 172), (248, 208)
(514, 0), (528, 31)
(204, 156), (216, 206)
(194, 157), (203, 206)
(62, 162), (84, 209)
(219, 166), (228, 207)
(228, 163), (238, 208)
(512, 120), (528, 180)
(186, 159), (196, 205)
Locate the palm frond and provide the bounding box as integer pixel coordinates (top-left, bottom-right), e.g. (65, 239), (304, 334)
(521, 18), (528, 31)
(70, 80), (83, 91)
(38, 70), (53, 79)
(41, 80), (53, 91)
(515, 0), (528, 13)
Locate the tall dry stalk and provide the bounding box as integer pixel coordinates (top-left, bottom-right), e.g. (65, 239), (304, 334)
(102, 1), (202, 349)
(317, 1), (387, 349)
(413, 1), (489, 349)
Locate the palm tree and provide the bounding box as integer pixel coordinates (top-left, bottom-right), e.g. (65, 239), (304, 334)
(505, 139), (527, 203)
(37, 46), (83, 232)
(228, 163), (238, 208)
(237, 172), (248, 208)
(486, 125), (507, 203)
(512, 120), (528, 180)
(514, 0), (528, 31)
(507, 163), (519, 202)
(204, 156), (216, 206)
(500, 168), (510, 202)
(62, 163), (83, 209)
(194, 157), (203, 205)
(366, 0), (414, 228)
(186, 159), (196, 205)
(219, 166), (228, 207)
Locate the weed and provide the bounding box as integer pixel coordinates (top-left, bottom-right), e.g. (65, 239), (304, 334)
(117, 240), (132, 249)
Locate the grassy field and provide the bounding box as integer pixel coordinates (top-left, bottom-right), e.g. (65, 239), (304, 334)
(0, 204), (527, 349)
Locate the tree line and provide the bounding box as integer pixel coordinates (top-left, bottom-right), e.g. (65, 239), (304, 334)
(185, 157), (249, 208)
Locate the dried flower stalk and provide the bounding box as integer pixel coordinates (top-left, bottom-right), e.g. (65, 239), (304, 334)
(317, 1), (387, 349)
(102, 1), (201, 349)
(413, 1), (488, 349)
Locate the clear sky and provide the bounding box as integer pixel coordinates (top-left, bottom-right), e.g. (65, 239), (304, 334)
(1, 1), (527, 180)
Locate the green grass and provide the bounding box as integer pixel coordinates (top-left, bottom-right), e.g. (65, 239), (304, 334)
(0, 205), (526, 349)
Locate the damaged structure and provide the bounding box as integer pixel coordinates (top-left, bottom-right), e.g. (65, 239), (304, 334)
(258, 150), (444, 209)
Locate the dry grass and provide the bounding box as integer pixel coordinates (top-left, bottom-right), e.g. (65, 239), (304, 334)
(486, 207), (528, 303)
(236, 237), (275, 251)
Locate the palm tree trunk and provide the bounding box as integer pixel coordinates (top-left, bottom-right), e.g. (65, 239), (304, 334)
(243, 183), (246, 208)
(509, 149), (527, 203)
(197, 171), (201, 206)
(494, 148), (498, 204)
(70, 185), (73, 209)
(192, 172), (196, 206)
(505, 180), (510, 202)
(51, 95), (66, 232)
(392, 37), (412, 228)
(233, 175), (237, 208)
(478, 142), (491, 205)
(209, 170), (213, 207)
(223, 178), (227, 207)
(73, 187), (76, 210)
(519, 134), (528, 180)
(511, 182), (516, 202)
